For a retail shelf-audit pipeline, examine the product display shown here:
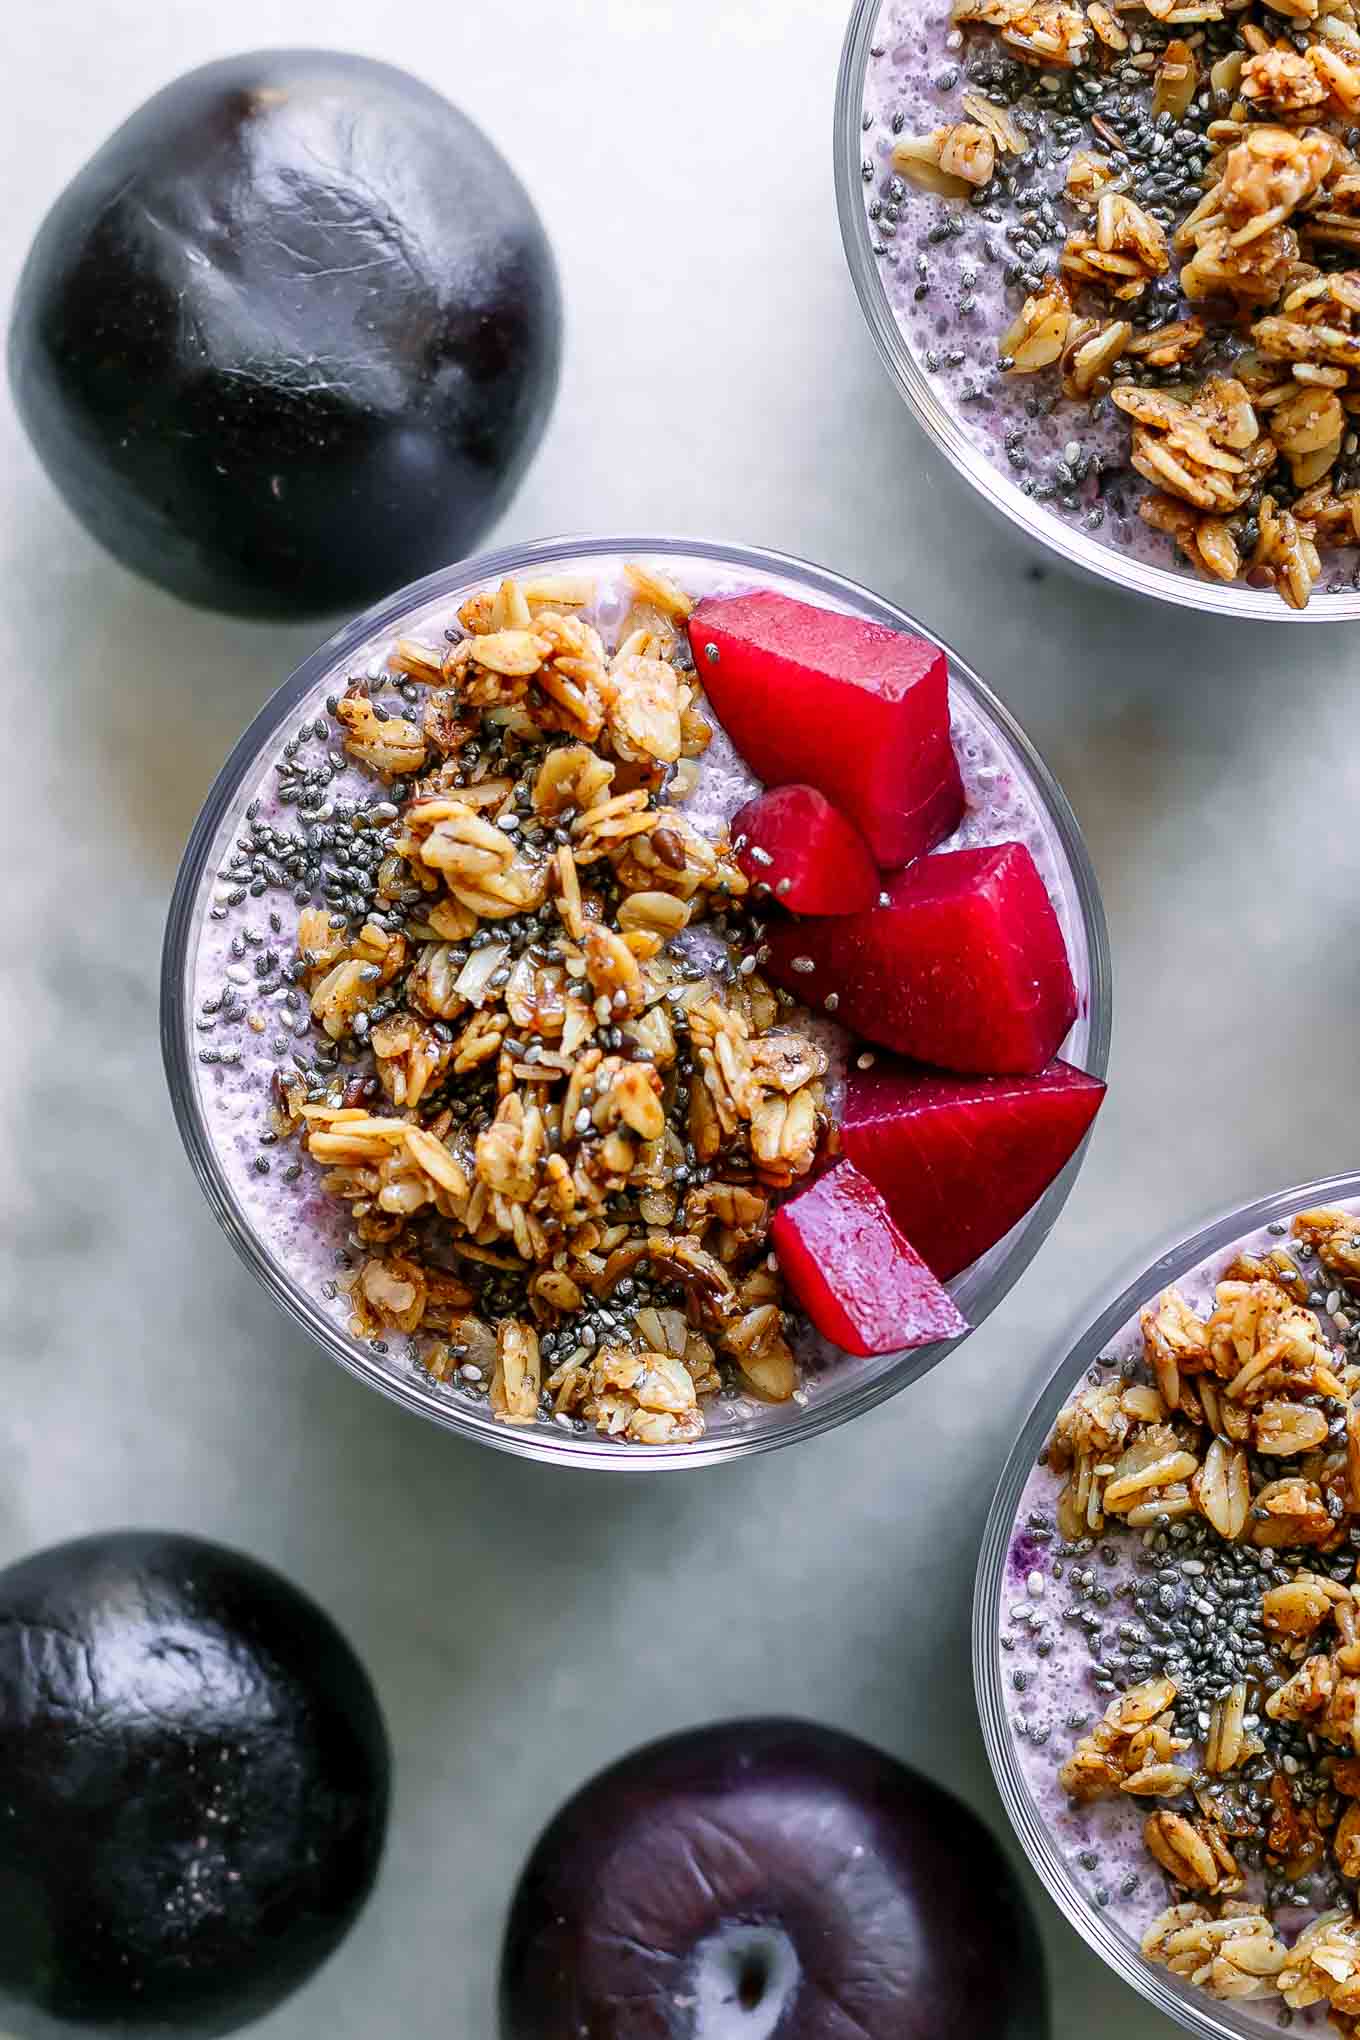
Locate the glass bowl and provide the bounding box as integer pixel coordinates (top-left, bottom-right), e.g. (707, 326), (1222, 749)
(974, 1170), (1360, 2038)
(162, 534), (1111, 1469)
(834, 0), (1360, 623)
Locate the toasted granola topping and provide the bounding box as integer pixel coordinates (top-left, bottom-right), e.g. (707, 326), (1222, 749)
(910, 0), (1360, 605)
(1222, 125), (1336, 230)
(269, 567), (838, 1447)
(1058, 1677), (1191, 1799)
(1114, 377), (1278, 512)
(1143, 1904), (1289, 2000)
(1145, 1810), (1243, 1893)
(1251, 491), (1325, 606)
(546, 1344), (706, 1445)
(1296, 1206), (1360, 1283)
(1065, 148), (1128, 208)
(1242, 44), (1334, 116)
(1280, 1911), (1360, 2023)
(1037, 1207), (1360, 2023)
(951, 0), (1091, 64)
(1061, 193), (1170, 300)
(1000, 285), (1073, 372)
(1154, 37), (1201, 117)
(1060, 315), (1133, 397)
(893, 126), (994, 197)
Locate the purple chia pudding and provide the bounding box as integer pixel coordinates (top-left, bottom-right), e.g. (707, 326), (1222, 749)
(860, 0), (1164, 567)
(166, 540), (1104, 1459)
(984, 1187), (1360, 2034)
(850, 0), (1360, 611)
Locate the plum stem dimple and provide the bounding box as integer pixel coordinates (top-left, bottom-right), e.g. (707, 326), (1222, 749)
(689, 1923), (799, 2040)
(737, 1949), (769, 2010)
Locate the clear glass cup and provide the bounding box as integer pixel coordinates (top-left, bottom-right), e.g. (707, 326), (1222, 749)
(974, 1170), (1360, 2038)
(162, 534), (1111, 1469)
(834, 0), (1360, 623)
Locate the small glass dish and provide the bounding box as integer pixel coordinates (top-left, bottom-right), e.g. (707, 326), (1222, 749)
(163, 534), (1110, 1468)
(834, 0), (1360, 623)
(974, 1170), (1360, 2038)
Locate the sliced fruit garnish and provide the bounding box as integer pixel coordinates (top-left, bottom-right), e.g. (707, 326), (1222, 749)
(731, 784), (878, 916)
(771, 1160), (968, 1357)
(687, 591), (963, 868)
(763, 842), (1077, 1075)
(842, 1057), (1106, 1280)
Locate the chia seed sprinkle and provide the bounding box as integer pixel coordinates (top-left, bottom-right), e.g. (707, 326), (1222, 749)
(861, 0), (1360, 606)
(1002, 1200), (1360, 2012)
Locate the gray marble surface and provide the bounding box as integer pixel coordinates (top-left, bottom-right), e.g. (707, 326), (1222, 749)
(2, 2), (1356, 2036)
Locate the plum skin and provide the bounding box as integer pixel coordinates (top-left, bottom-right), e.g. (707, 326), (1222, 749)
(0, 1530), (389, 2038)
(7, 50), (561, 618)
(499, 1716), (1049, 2039)
(771, 1160), (969, 1357)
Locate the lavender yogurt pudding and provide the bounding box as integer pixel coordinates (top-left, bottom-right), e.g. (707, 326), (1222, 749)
(992, 1196), (1360, 2033)
(166, 541), (1102, 1457)
(856, 0), (1360, 608)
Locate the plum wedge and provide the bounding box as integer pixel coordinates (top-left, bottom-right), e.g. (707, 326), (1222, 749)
(842, 1058), (1106, 1281)
(771, 1161), (968, 1358)
(763, 842), (1077, 1074)
(687, 591), (963, 868)
(731, 785), (879, 915)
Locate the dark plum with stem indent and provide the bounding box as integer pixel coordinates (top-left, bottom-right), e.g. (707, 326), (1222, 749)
(499, 1716), (1049, 2038)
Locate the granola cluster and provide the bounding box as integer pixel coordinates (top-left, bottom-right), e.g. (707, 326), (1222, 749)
(271, 565), (833, 1447)
(892, 0), (1360, 606)
(1045, 1208), (1360, 2031)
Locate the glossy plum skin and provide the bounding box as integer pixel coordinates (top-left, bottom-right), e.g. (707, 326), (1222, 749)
(0, 1531), (389, 2038)
(8, 51), (561, 618)
(499, 1717), (1050, 2040)
(842, 1058), (1107, 1280)
(687, 594), (963, 868)
(771, 1160), (968, 1356)
(764, 843), (1077, 1074)
(731, 785), (879, 915)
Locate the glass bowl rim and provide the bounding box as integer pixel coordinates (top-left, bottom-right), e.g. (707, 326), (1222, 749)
(833, 0), (1360, 624)
(161, 529), (1112, 1472)
(972, 1168), (1360, 2038)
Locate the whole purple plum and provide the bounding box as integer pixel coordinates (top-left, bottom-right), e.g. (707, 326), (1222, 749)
(0, 1531), (388, 2037)
(8, 51), (560, 618)
(499, 1716), (1049, 2039)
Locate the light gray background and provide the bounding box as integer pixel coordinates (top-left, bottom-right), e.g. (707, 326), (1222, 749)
(1, 1), (1355, 2035)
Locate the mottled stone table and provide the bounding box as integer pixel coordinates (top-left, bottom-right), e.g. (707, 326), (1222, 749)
(2, 2), (1355, 2034)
